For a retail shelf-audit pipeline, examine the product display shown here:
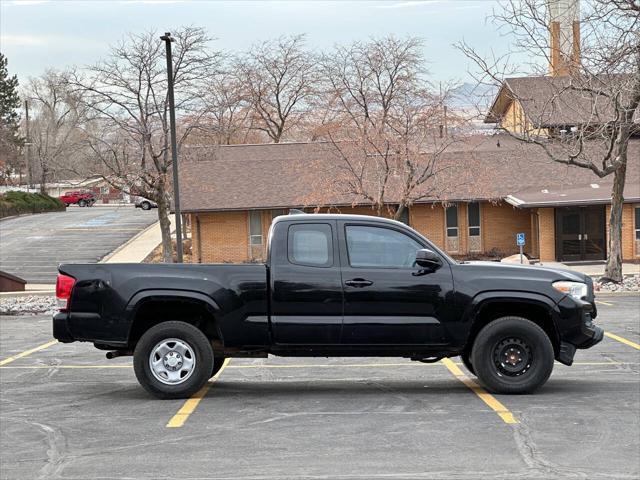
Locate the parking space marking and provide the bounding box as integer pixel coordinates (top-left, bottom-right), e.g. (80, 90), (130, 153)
(166, 358), (231, 428)
(595, 300), (614, 306)
(441, 358), (518, 425)
(605, 331), (640, 350)
(0, 340), (58, 366)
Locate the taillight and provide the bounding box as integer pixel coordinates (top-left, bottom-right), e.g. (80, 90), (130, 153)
(56, 273), (76, 311)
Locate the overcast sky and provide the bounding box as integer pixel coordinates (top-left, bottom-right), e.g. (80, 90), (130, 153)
(1, 0), (529, 85)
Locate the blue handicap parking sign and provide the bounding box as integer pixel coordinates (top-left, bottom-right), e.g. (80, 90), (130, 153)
(516, 233), (526, 246)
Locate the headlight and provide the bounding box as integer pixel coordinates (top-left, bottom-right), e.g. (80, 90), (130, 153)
(552, 281), (588, 300)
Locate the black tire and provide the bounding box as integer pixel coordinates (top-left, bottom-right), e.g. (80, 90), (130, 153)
(471, 316), (554, 394)
(460, 351), (475, 375)
(133, 321), (214, 399)
(78, 199), (87, 207)
(211, 357), (226, 378)
(141, 201), (151, 210)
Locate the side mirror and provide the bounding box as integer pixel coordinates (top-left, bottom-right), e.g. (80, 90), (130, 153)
(415, 249), (442, 269)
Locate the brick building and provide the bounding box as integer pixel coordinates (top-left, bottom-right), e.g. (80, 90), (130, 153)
(179, 136), (639, 264)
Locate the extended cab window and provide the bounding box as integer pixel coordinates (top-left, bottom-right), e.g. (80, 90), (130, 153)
(346, 225), (422, 268)
(288, 223), (333, 267)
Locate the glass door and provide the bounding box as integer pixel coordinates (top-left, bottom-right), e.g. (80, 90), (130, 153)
(583, 206), (606, 261)
(556, 208), (582, 261)
(556, 206), (606, 261)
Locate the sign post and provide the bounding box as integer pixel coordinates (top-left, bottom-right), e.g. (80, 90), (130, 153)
(516, 233), (526, 264)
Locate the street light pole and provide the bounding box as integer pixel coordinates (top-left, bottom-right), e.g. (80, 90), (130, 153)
(25, 99), (33, 188)
(160, 31), (183, 263)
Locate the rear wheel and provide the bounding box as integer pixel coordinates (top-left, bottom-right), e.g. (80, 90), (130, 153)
(78, 199), (87, 207)
(133, 321), (214, 399)
(471, 316), (554, 394)
(211, 356), (226, 378)
(141, 201), (151, 210)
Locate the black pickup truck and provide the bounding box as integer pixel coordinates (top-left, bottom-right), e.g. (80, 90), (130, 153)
(53, 214), (603, 399)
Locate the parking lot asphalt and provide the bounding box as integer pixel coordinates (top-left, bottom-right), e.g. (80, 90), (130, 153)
(0, 295), (638, 480)
(0, 206), (157, 284)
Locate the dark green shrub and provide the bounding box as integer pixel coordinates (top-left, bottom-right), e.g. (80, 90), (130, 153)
(0, 191), (66, 218)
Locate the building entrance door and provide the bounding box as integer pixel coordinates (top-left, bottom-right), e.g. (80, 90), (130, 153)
(556, 206), (606, 261)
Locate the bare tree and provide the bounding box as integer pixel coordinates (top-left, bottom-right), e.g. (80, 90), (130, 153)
(457, 0), (639, 282)
(24, 70), (88, 192)
(317, 37), (464, 219)
(238, 35), (318, 143)
(68, 27), (221, 262)
(201, 70), (254, 145)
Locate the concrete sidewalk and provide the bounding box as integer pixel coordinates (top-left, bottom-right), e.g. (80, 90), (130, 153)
(538, 261), (640, 277)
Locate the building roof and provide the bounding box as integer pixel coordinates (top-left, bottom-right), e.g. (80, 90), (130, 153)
(485, 75), (639, 126)
(178, 135), (640, 213)
(506, 182), (640, 208)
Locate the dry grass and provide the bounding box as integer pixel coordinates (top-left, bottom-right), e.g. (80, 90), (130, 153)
(143, 238), (193, 264)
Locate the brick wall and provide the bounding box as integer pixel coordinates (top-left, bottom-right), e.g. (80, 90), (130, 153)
(537, 208), (556, 261)
(410, 204), (445, 250)
(190, 202), (555, 264)
(192, 211), (249, 263)
(634, 204), (640, 258)
(606, 203), (639, 261)
(480, 203), (533, 256)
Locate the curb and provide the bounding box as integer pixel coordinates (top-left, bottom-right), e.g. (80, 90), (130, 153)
(595, 292), (640, 297)
(99, 220), (160, 263)
(0, 290), (55, 298)
(0, 210), (65, 223)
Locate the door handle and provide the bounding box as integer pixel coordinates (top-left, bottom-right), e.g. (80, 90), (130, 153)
(345, 278), (373, 288)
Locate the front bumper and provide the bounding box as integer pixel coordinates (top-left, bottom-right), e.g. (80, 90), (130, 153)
(555, 296), (604, 365)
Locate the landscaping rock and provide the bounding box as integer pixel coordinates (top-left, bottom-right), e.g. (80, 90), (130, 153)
(0, 295), (57, 316)
(595, 274), (640, 293)
(500, 254), (531, 265)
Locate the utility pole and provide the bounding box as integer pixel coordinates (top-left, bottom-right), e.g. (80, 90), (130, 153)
(24, 99), (33, 189)
(160, 31), (183, 263)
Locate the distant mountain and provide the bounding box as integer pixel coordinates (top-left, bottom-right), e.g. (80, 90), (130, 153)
(449, 82), (499, 109)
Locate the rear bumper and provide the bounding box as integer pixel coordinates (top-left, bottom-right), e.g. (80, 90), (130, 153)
(53, 312), (75, 343)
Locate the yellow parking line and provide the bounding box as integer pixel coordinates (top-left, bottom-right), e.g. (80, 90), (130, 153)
(166, 358), (230, 428)
(605, 332), (640, 350)
(595, 300), (614, 306)
(441, 358), (518, 425)
(0, 340), (58, 366)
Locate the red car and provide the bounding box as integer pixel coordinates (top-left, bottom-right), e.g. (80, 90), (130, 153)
(59, 191), (96, 207)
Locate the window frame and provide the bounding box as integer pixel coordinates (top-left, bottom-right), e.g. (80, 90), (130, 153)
(445, 204), (459, 238)
(248, 210), (263, 246)
(287, 223), (334, 268)
(343, 224), (425, 270)
(467, 202), (482, 255)
(635, 206), (640, 246)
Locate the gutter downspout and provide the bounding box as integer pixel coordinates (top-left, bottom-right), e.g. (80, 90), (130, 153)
(196, 214), (202, 264)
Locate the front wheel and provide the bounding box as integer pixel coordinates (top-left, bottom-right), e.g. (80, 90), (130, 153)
(471, 317), (554, 394)
(460, 351), (475, 375)
(133, 321), (214, 399)
(141, 201), (151, 210)
(78, 199), (87, 207)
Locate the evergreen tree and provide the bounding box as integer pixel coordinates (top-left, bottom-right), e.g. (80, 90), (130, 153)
(0, 53), (22, 183)
(0, 53), (22, 145)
